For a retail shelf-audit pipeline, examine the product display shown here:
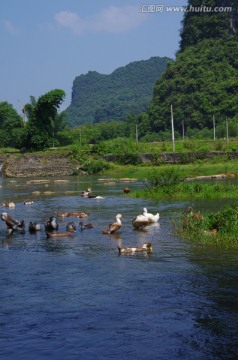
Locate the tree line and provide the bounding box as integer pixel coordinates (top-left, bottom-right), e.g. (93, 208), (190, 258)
(0, 89), (66, 150)
(1, 90), (238, 153)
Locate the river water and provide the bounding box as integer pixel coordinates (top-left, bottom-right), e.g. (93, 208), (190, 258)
(0, 175), (237, 360)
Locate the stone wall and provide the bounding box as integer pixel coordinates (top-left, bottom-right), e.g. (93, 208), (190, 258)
(1, 153), (80, 178)
(102, 151), (238, 164)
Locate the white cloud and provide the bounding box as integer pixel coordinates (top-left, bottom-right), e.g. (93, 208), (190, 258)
(54, 5), (146, 34)
(4, 20), (20, 36)
(90, 6), (145, 32)
(54, 11), (85, 34)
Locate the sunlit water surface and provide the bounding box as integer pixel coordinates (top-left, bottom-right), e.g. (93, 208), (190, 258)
(0, 175), (238, 360)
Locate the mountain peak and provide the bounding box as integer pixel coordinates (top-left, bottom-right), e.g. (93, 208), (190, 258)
(65, 56), (172, 126)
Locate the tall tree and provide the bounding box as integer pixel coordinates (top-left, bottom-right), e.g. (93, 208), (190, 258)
(0, 102), (24, 147)
(22, 89), (66, 150)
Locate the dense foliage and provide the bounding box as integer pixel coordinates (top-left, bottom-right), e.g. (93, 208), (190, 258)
(136, 0), (238, 138)
(65, 57), (171, 126)
(180, 0), (238, 51)
(0, 90), (66, 151)
(147, 38), (238, 134)
(21, 89), (66, 151)
(0, 102), (24, 148)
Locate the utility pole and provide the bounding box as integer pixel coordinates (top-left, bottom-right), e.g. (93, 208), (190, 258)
(226, 117), (229, 142)
(18, 99), (26, 123)
(135, 124), (138, 144)
(171, 104), (175, 152)
(213, 115), (216, 140)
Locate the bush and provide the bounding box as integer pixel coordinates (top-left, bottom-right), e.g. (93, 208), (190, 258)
(80, 158), (110, 174)
(67, 143), (91, 160)
(147, 168), (184, 188)
(110, 153), (140, 165)
(94, 137), (139, 156)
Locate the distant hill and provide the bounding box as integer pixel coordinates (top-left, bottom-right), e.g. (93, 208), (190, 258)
(65, 56), (172, 126)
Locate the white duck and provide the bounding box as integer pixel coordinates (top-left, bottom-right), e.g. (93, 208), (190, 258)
(132, 208), (159, 229)
(143, 208), (160, 223)
(132, 214), (150, 229)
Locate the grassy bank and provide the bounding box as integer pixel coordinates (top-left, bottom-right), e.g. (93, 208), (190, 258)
(102, 163), (238, 200)
(102, 160), (238, 181)
(132, 182), (238, 200)
(173, 204), (238, 249)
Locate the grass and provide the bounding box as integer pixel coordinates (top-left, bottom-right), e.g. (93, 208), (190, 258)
(102, 160), (238, 182)
(97, 138), (238, 154)
(133, 182), (238, 200)
(173, 204), (238, 249)
(104, 165), (238, 200)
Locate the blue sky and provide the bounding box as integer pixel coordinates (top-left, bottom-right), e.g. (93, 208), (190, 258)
(0, 0), (188, 113)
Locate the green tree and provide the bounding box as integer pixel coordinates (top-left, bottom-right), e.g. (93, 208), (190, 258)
(0, 102), (24, 148)
(147, 38), (238, 134)
(22, 89), (66, 150)
(179, 0), (238, 51)
(140, 0), (238, 137)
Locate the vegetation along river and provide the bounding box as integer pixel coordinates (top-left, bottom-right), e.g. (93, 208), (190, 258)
(0, 175), (237, 360)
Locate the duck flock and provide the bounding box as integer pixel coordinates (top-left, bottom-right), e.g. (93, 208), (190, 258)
(1, 188), (160, 255)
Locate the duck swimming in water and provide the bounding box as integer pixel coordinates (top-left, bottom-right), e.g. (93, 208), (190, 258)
(87, 195), (104, 199)
(2, 202), (16, 208)
(142, 208), (160, 223)
(80, 188), (92, 197)
(102, 214), (122, 234)
(1, 212), (25, 233)
(66, 221), (77, 232)
(117, 242), (153, 254)
(123, 187), (130, 193)
(132, 208), (160, 229)
(79, 221), (94, 230)
(46, 231), (73, 239)
(45, 216), (58, 231)
(68, 211), (89, 218)
(57, 212), (69, 218)
(132, 214), (150, 229)
(28, 221), (41, 232)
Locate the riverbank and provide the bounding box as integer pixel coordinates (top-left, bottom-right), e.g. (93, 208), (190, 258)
(1, 150), (238, 179)
(0, 152), (83, 178)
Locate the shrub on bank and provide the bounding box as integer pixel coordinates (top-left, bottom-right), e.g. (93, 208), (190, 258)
(174, 204), (238, 249)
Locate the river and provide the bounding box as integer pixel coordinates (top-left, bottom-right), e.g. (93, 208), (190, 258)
(0, 175), (237, 360)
